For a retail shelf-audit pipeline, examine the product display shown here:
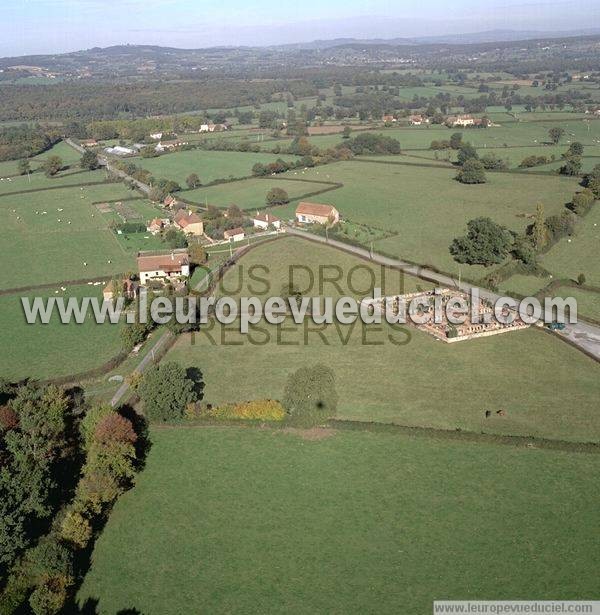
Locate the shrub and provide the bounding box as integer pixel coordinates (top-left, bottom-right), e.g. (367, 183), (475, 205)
(571, 189), (595, 215)
(60, 509), (92, 549)
(456, 159), (486, 184)
(577, 273), (587, 286)
(283, 364), (338, 426)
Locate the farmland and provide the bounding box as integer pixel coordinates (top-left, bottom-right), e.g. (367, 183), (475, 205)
(0, 284), (124, 382)
(137, 149), (300, 186)
(267, 161), (579, 279)
(163, 238), (600, 443)
(77, 426), (600, 614)
(0, 181), (138, 290)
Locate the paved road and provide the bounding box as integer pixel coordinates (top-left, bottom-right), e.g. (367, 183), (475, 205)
(285, 227), (600, 361)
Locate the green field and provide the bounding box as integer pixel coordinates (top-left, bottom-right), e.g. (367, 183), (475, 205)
(163, 238), (600, 442)
(183, 177), (331, 210)
(0, 284), (124, 381)
(267, 161), (579, 279)
(550, 286), (600, 323)
(77, 426), (600, 614)
(0, 140), (83, 178)
(0, 181), (137, 289)
(137, 150), (299, 186)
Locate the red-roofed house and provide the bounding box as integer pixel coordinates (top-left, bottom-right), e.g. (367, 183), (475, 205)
(174, 209), (204, 236)
(137, 250), (190, 285)
(295, 202), (340, 225)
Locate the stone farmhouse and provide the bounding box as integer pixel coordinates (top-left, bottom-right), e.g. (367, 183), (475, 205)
(137, 249), (190, 285)
(295, 202), (340, 225)
(174, 210), (204, 236)
(224, 227), (245, 242)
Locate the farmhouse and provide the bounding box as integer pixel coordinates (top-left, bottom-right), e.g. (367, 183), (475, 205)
(252, 211), (281, 230)
(80, 139), (98, 148)
(295, 202), (340, 225)
(137, 249), (190, 285)
(409, 115), (429, 125)
(224, 227), (245, 242)
(174, 209), (204, 236)
(446, 114), (475, 127)
(149, 132), (163, 140)
(382, 114), (396, 123)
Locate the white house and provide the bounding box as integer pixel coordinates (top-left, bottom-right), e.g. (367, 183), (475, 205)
(252, 211), (281, 230)
(137, 250), (190, 285)
(224, 227), (245, 242)
(150, 132), (163, 140)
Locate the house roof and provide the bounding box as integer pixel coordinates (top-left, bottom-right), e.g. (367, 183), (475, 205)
(148, 218), (163, 227)
(224, 227), (245, 237)
(174, 209), (202, 228)
(296, 202), (337, 217)
(163, 195), (178, 206)
(137, 251), (189, 272)
(253, 212), (281, 223)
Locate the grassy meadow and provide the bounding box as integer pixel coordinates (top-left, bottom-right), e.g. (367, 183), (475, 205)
(77, 426), (600, 614)
(137, 149), (299, 185)
(0, 284), (124, 382)
(267, 161), (579, 278)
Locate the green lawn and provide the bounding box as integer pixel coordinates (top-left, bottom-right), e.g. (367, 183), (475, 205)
(137, 150), (299, 186)
(0, 182), (137, 289)
(550, 286), (600, 323)
(268, 161), (579, 279)
(0, 284), (124, 381)
(0, 140), (87, 179)
(77, 426), (600, 614)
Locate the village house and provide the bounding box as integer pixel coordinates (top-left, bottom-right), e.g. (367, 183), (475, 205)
(146, 218), (169, 235)
(382, 114), (396, 123)
(174, 209), (204, 236)
(163, 195), (179, 208)
(409, 115), (429, 125)
(224, 227), (245, 242)
(295, 202), (340, 225)
(137, 249), (190, 285)
(103, 278), (139, 301)
(446, 114), (475, 127)
(149, 132), (163, 140)
(252, 211), (281, 230)
(80, 139), (98, 148)
(199, 123), (228, 133)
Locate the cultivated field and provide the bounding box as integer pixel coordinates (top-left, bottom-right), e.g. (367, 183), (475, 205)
(77, 426), (600, 614)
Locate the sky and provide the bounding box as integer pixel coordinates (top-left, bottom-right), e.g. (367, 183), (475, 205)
(3, 0), (600, 57)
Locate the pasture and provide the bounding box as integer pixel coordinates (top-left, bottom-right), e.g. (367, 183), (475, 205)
(183, 177), (330, 210)
(0, 181), (137, 290)
(77, 426), (600, 614)
(164, 238), (600, 442)
(137, 150), (299, 186)
(0, 284), (124, 382)
(268, 161), (579, 278)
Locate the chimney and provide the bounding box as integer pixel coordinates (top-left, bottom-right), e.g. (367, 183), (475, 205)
(171, 251), (174, 261)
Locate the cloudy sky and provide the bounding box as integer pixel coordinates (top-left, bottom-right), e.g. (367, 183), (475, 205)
(3, 0), (600, 56)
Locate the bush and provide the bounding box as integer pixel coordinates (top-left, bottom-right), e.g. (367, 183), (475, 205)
(577, 273), (587, 286)
(571, 189), (595, 215)
(283, 364), (338, 426)
(266, 187), (289, 205)
(192, 399), (286, 421)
